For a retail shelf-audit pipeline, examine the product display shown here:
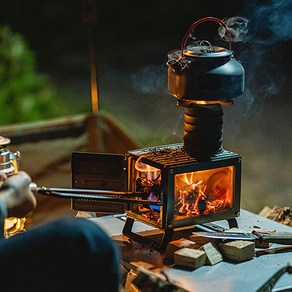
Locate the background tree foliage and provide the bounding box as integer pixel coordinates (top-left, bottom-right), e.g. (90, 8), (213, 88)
(0, 26), (83, 125)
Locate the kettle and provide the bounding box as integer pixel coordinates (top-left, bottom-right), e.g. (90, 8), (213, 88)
(167, 17), (245, 102)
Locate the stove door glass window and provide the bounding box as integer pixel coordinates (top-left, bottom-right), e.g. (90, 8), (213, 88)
(174, 166), (234, 220)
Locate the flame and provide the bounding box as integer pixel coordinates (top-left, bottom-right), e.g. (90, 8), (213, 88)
(193, 100), (233, 107)
(135, 156), (161, 211)
(177, 99), (233, 107)
(135, 156), (160, 181)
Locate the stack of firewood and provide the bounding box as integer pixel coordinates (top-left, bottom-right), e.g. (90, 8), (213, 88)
(164, 234), (255, 270)
(258, 205), (292, 227)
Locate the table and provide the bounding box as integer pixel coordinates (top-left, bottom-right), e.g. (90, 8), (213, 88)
(90, 209), (292, 291)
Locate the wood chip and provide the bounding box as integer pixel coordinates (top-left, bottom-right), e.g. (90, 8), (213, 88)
(200, 242), (223, 265)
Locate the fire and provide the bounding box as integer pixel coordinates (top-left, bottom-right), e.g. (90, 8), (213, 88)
(174, 166), (234, 219)
(135, 156), (160, 181)
(135, 157), (161, 213)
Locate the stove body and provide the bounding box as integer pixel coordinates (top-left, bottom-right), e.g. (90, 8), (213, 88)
(128, 144), (241, 229)
(72, 143), (241, 231)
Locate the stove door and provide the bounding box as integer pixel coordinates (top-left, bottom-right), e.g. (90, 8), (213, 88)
(71, 151), (127, 214)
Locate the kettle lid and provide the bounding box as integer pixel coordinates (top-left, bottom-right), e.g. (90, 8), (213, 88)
(183, 44), (232, 59)
(0, 136), (10, 147)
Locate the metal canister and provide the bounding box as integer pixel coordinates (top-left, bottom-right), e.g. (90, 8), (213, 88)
(0, 136), (20, 175)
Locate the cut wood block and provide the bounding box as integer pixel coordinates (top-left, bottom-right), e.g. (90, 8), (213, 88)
(219, 240), (255, 263)
(200, 242), (223, 265)
(174, 248), (206, 269)
(190, 233), (218, 248)
(164, 238), (197, 260)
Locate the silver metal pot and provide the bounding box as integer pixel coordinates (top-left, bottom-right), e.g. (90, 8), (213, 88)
(0, 136), (20, 175)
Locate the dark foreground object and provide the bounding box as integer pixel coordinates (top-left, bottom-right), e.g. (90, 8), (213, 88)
(0, 218), (120, 292)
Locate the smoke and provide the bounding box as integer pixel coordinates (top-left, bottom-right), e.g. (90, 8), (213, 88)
(102, 1), (291, 143)
(251, 0), (292, 45)
(129, 64), (184, 144)
(218, 16), (249, 43)
(101, 64), (183, 145)
(222, 0), (292, 133)
(130, 64), (167, 95)
(220, 1), (292, 45)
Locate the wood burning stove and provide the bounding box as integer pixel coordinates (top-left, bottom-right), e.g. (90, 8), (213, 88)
(39, 17), (245, 251)
(69, 142), (241, 250)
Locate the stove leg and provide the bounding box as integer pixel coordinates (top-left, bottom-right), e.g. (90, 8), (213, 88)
(122, 217), (161, 250)
(159, 228), (173, 253)
(122, 217), (173, 252)
(227, 218), (238, 229)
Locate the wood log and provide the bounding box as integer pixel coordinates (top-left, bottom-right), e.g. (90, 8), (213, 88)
(219, 240), (255, 263)
(174, 248), (206, 269)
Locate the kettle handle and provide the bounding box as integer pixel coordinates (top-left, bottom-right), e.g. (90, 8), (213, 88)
(180, 16), (232, 52)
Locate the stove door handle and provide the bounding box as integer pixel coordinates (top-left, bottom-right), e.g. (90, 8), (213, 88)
(37, 187), (162, 206)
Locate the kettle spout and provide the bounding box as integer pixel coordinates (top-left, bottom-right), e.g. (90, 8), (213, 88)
(167, 57), (188, 73)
